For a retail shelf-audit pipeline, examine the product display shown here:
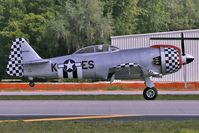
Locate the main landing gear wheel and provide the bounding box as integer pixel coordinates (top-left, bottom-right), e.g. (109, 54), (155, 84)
(143, 87), (158, 100)
(29, 81), (35, 87)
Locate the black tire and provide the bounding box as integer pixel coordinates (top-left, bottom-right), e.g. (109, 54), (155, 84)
(143, 87), (158, 100)
(29, 81), (35, 87)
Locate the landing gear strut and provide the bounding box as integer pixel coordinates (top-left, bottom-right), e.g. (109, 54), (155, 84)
(143, 87), (158, 100)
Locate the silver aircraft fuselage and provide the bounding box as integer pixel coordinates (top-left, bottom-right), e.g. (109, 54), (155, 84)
(23, 47), (160, 80)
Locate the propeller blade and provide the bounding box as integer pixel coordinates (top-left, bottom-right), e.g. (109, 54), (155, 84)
(181, 32), (185, 56)
(181, 32), (187, 88)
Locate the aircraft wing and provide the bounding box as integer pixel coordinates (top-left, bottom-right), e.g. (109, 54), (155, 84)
(108, 63), (162, 82)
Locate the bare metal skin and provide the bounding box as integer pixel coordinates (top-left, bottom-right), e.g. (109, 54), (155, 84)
(6, 36), (194, 100)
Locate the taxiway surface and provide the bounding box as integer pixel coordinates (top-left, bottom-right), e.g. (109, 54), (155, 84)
(0, 100), (199, 121)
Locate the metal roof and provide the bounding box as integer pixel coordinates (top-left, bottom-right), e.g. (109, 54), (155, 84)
(111, 29), (199, 39)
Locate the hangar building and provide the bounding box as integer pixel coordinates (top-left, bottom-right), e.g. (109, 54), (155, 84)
(111, 29), (199, 82)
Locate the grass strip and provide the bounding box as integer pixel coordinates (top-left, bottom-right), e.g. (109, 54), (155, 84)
(0, 95), (199, 100)
(0, 120), (199, 133)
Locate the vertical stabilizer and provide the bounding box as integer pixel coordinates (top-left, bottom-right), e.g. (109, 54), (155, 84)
(6, 38), (41, 77)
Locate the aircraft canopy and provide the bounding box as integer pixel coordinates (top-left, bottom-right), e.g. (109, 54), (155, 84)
(74, 45), (119, 54)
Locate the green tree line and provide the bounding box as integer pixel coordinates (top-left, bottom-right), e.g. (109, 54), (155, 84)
(0, 0), (199, 78)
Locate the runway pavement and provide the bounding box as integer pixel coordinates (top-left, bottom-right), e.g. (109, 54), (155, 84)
(0, 100), (199, 121)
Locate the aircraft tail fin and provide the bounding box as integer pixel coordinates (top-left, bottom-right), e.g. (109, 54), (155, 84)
(6, 38), (42, 77)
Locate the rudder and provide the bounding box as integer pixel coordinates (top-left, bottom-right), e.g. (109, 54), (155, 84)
(6, 38), (24, 77)
(6, 38), (42, 77)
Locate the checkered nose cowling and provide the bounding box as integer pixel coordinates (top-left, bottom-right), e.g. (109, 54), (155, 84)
(164, 47), (181, 74)
(6, 38), (24, 77)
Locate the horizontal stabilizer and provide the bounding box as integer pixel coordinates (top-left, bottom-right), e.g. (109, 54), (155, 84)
(22, 59), (50, 65)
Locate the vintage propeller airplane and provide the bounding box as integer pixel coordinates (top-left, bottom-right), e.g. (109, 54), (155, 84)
(6, 33), (195, 100)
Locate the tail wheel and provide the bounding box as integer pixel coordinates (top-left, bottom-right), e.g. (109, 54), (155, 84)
(143, 87), (158, 100)
(29, 81), (35, 87)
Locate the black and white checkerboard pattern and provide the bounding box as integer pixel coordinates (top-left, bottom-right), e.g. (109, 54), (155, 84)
(112, 63), (139, 69)
(164, 47), (181, 73)
(6, 38), (24, 77)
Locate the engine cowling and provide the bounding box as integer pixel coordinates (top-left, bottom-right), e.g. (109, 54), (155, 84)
(152, 45), (182, 75)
